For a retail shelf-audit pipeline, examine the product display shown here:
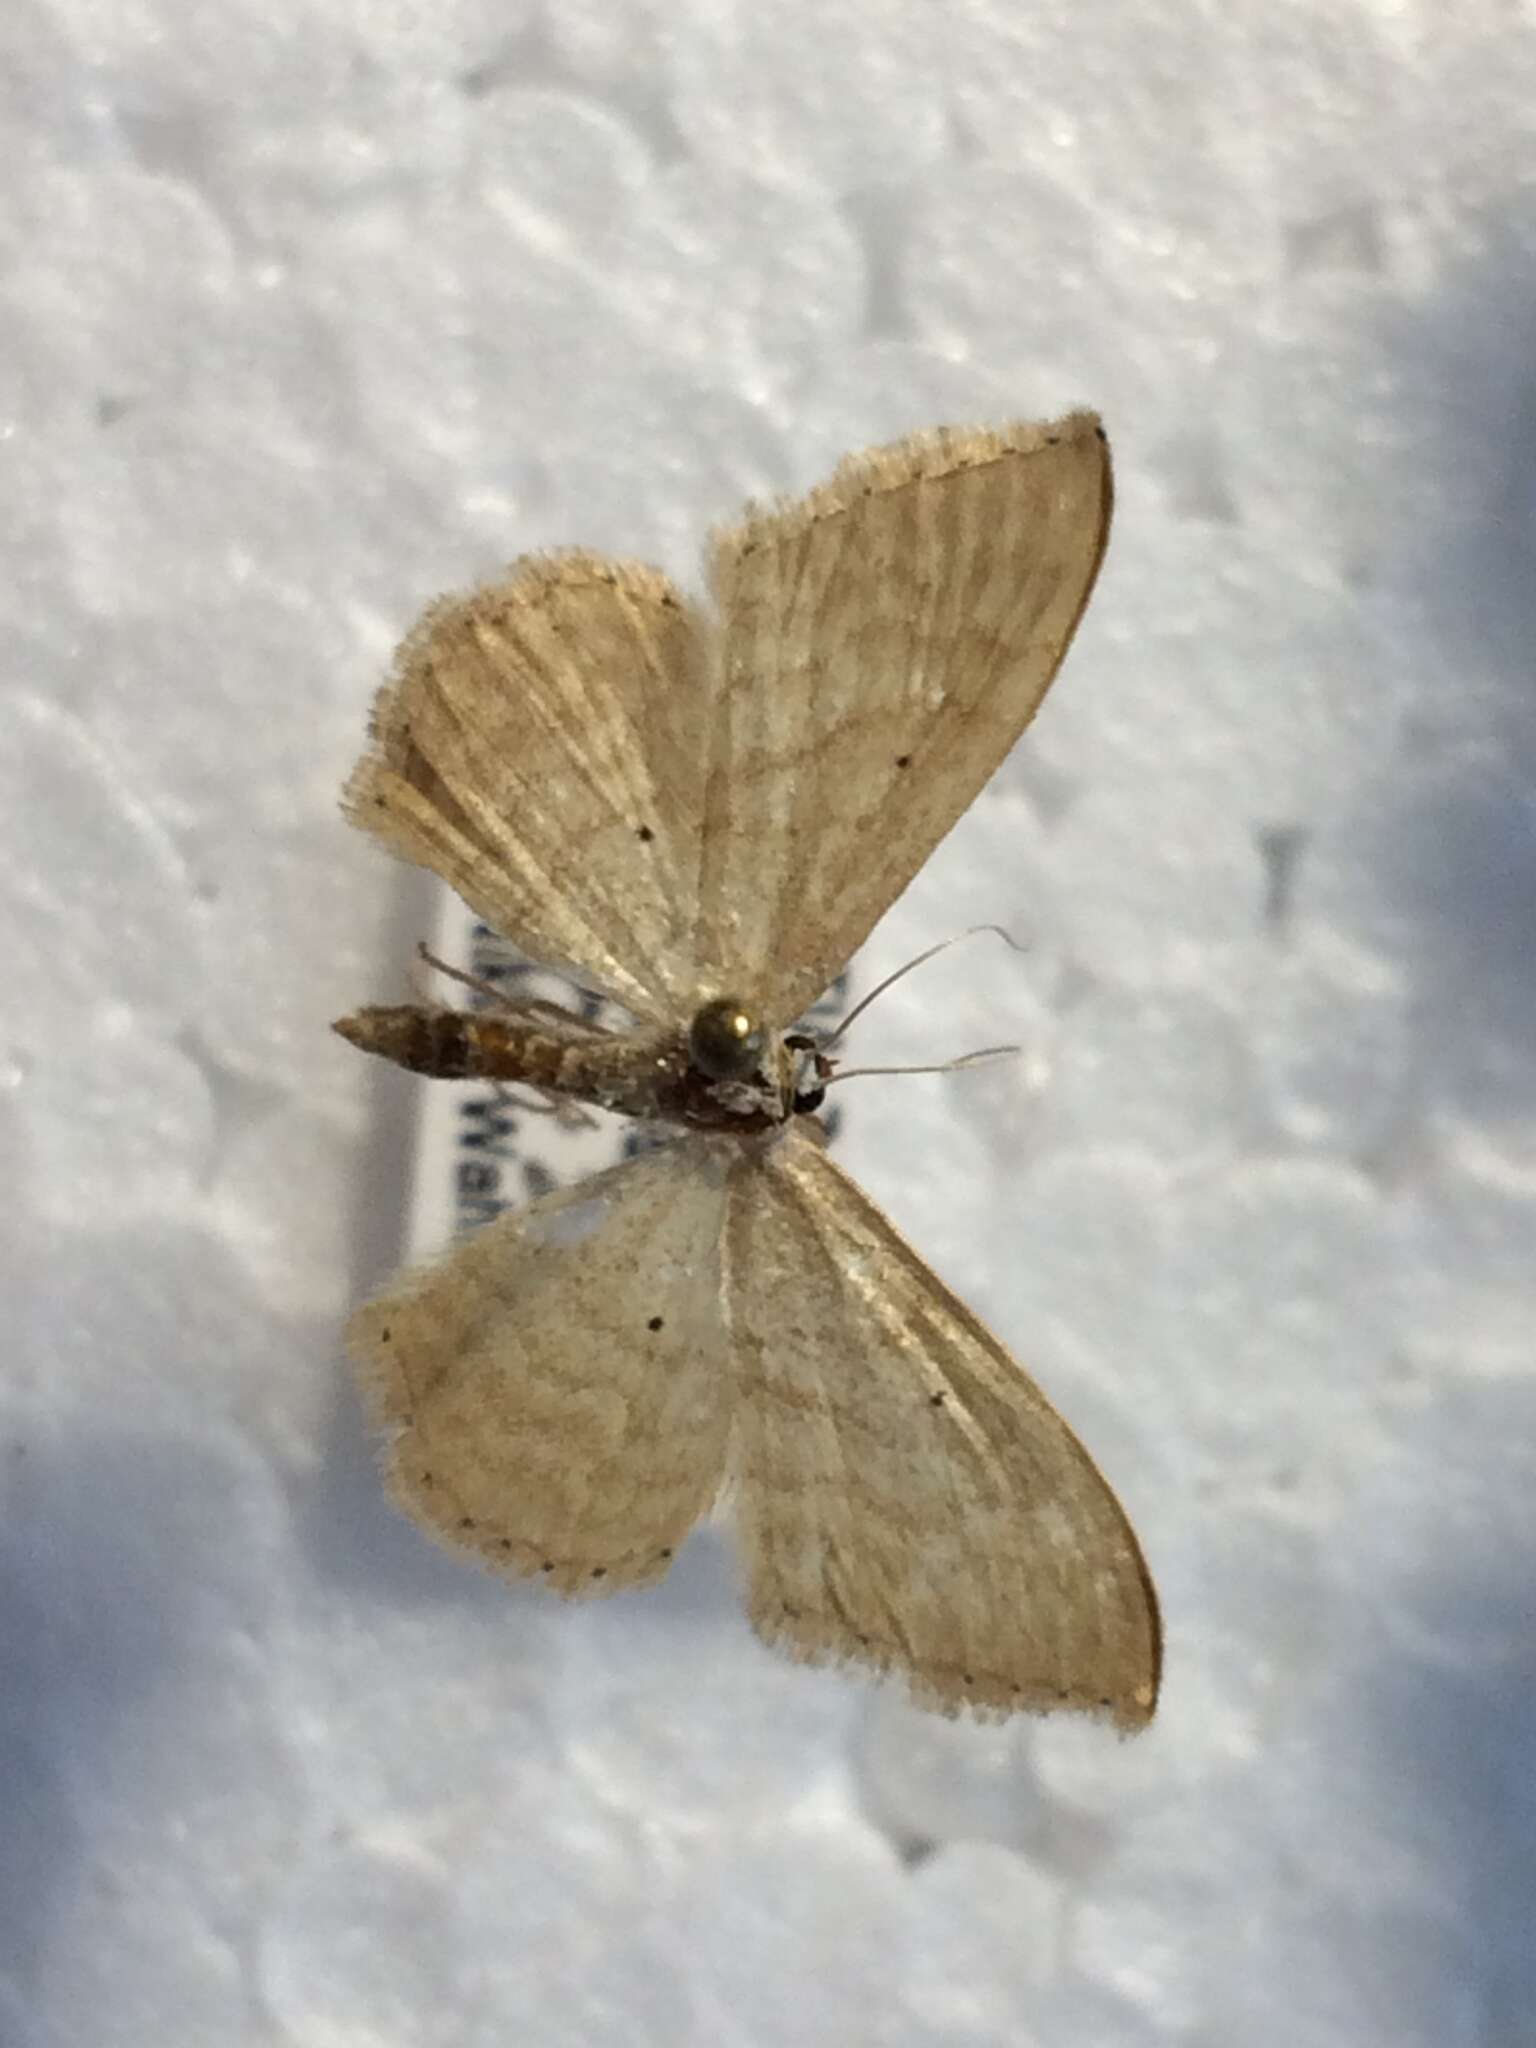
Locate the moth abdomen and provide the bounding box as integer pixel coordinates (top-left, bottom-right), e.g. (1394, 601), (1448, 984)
(333, 1004), (479, 1078)
(334, 1003), (688, 1118)
(333, 1004), (602, 1090)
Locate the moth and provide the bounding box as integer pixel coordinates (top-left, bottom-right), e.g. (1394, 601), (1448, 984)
(336, 412), (1161, 1728)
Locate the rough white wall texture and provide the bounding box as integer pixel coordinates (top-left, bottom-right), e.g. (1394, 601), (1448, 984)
(4, 4), (1535, 2044)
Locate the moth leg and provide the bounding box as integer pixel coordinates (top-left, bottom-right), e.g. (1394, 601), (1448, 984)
(489, 1077), (602, 1130)
(414, 940), (505, 1006)
(416, 942), (611, 1036)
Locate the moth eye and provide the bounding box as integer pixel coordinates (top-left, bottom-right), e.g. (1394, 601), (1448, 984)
(688, 997), (767, 1081)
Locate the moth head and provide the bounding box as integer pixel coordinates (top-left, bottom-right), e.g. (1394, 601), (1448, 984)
(687, 997), (768, 1083)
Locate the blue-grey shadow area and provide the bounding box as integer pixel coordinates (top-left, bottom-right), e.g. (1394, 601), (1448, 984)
(1326, 205), (1536, 2029)
(1346, 1486), (1536, 2035)
(0, 1421), (264, 2010)
(1343, 208), (1536, 1127)
(0, 1563), (83, 2010)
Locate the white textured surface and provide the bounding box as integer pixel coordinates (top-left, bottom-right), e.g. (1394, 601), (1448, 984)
(5, 4), (1535, 2043)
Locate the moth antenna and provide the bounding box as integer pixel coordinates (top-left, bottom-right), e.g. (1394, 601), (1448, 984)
(824, 1044), (1022, 1087)
(820, 924), (1025, 1053)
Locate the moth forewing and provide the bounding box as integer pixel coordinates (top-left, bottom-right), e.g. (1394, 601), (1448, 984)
(721, 1130), (1160, 1730)
(696, 414), (1112, 1020)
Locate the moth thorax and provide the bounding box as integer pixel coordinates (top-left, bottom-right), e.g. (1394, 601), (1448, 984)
(688, 997), (768, 1082)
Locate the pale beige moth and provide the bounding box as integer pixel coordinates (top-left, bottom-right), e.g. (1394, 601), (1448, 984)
(336, 412), (1161, 1728)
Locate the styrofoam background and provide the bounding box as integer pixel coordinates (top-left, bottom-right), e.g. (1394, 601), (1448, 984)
(5, 5), (1535, 2043)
